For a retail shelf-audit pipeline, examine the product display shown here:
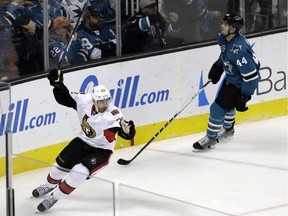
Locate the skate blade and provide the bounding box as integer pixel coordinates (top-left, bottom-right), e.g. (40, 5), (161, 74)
(192, 145), (215, 152)
(35, 207), (49, 214)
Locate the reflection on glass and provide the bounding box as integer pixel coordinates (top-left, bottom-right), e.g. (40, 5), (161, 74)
(0, 0), (286, 80)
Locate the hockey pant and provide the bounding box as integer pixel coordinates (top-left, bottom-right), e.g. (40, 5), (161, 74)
(44, 137), (112, 200)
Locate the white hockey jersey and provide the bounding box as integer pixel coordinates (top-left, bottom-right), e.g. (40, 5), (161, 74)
(70, 92), (124, 151)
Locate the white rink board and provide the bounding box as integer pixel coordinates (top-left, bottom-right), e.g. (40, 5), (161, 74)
(0, 32), (286, 155)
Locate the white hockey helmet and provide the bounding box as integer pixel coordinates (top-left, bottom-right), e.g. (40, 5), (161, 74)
(91, 85), (111, 112)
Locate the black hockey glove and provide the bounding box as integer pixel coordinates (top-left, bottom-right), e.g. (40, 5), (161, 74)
(95, 42), (116, 58)
(118, 119), (135, 140)
(120, 119), (135, 135)
(149, 13), (166, 34)
(48, 68), (63, 87)
(236, 95), (251, 112)
(208, 62), (224, 84)
(148, 13), (163, 25)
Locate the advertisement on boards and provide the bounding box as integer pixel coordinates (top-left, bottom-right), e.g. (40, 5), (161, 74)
(0, 32), (286, 156)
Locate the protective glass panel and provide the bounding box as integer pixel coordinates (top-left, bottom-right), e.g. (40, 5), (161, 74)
(48, 0), (117, 68)
(0, 0), (44, 79)
(0, 164), (115, 215)
(0, 81), (11, 215)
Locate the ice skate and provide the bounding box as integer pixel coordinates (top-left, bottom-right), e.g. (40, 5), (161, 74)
(217, 126), (235, 140)
(37, 196), (58, 212)
(32, 185), (54, 198)
(193, 136), (218, 151)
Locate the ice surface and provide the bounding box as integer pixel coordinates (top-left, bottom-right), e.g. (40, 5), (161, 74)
(0, 116), (287, 216)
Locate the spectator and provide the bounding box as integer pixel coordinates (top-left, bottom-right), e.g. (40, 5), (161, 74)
(121, 0), (166, 54)
(48, 0), (67, 20)
(4, 0), (52, 29)
(88, 0), (116, 25)
(3, 0), (23, 26)
(49, 16), (73, 69)
(0, 0), (19, 80)
(257, 0), (274, 29)
(227, 0), (240, 15)
(61, 0), (88, 28)
(18, 0), (49, 30)
(48, 0), (67, 19)
(159, 2), (184, 47)
(68, 6), (116, 64)
(227, 0), (274, 32)
(277, 0), (287, 26)
(12, 14), (43, 75)
(162, 0), (222, 43)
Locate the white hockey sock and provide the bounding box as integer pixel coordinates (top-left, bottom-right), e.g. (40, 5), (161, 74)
(46, 164), (67, 188)
(52, 163), (89, 200)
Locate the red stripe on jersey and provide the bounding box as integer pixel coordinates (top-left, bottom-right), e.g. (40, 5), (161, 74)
(59, 180), (75, 195)
(47, 174), (61, 185)
(104, 129), (116, 142)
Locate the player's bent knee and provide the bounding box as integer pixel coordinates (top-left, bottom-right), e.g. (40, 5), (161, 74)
(69, 164), (90, 185)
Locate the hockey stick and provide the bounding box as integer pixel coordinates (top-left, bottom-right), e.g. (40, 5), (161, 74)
(57, 2), (88, 69)
(117, 80), (211, 165)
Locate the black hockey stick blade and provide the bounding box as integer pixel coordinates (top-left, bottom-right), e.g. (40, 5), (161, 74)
(117, 158), (131, 165)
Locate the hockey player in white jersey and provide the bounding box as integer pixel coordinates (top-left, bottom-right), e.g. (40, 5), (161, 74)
(32, 69), (136, 212)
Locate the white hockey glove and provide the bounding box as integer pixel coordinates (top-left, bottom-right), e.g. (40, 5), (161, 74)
(90, 47), (102, 60)
(77, 48), (101, 62)
(120, 119), (135, 135)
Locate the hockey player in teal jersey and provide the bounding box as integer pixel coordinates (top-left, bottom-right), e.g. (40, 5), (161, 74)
(193, 14), (260, 150)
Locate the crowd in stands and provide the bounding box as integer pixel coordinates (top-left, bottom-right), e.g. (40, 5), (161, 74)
(0, 0), (287, 80)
